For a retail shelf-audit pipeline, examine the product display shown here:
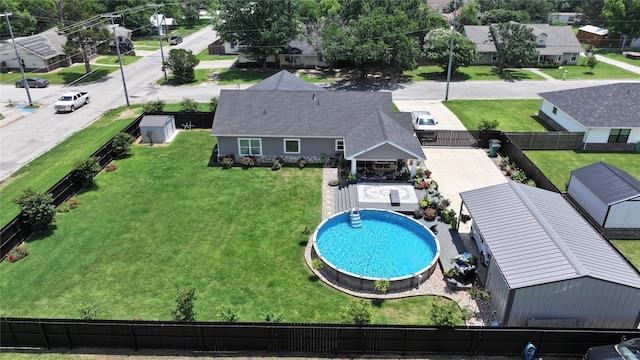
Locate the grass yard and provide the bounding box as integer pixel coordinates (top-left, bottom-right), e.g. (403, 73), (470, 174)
(444, 99), (550, 132)
(0, 130), (455, 324)
(0, 106), (143, 225)
(94, 55), (142, 66)
(196, 48), (238, 61)
(539, 56), (640, 80)
(403, 66), (545, 82)
(132, 39), (163, 51)
(524, 150), (640, 190)
(0, 64), (120, 85)
(611, 240), (640, 269)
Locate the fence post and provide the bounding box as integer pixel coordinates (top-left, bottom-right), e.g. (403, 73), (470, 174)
(39, 321), (50, 349)
(129, 324), (137, 351)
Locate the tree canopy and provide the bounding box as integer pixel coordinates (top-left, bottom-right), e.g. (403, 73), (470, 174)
(164, 48), (199, 84)
(489, 22), (538, 74)
(212, 0), (300, 69)
(423, 27), (477, 74)
(602, 0), (640, 47)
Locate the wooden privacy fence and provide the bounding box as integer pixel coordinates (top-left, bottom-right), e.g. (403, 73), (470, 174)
(0, 112), (212, 260)
(505, 132), (584, 150)
(2, 318), (639, 355)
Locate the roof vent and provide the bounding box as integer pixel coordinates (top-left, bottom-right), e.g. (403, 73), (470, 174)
(312, 93), (316, 100)
(263, 109), (266, 115)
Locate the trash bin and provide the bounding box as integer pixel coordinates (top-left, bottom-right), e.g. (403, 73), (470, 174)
(488, 139), (501, 157)
(636, 141), (640, 154)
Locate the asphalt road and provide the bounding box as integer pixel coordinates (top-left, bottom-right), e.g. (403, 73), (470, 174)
(0, 25), (639, 181)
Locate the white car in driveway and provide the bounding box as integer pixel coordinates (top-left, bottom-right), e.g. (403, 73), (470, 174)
(411, 111), (438, 141)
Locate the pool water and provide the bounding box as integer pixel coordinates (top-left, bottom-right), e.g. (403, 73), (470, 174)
(315, 210), (438, 279)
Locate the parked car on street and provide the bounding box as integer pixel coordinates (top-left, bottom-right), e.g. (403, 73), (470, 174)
(168, 35), (182, 45)
(15, 77), (49, 88)
(582, 337), (640, 360)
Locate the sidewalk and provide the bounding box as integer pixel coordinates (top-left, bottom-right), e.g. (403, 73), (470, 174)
(595, 54), (640, 75)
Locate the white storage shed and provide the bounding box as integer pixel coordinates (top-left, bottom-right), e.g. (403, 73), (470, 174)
(139, 115), (176, 144)
(567, 162), (640, 229)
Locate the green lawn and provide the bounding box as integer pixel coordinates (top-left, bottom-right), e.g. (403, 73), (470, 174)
(94, 55), (142, 66)
(539, 56), (640, 80)
(196, 48), (238, 61)
(0, 106), (143, 225)
(0, 130), (454, 324)
(403, 66), (545, 81)
(611, 240), (640, 269)
(594, 48), (640, 67)
(444, 99), (550, 132)
(132, 39), (163, 51)
(0, 64), (120, 85)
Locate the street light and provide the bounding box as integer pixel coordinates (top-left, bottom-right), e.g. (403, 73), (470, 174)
(148, 3), (168, 81)
(102, 14), (130, 106)
(2, 12), (33, 106)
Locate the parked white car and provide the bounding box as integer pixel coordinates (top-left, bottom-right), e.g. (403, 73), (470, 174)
(54, 91), (90, 113)
(411, 111), (438, 141)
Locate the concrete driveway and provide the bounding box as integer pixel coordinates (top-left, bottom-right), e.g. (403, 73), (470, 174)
(395, 100), (467, 130)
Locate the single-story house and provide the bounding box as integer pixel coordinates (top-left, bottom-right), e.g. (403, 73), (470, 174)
(0, 27), (71, 72)
(462, 23), (583, 65)
(537, 83), (640, 151)
(577, 25), (612, 47)
(460, 181), (640, 329)
(139, 114), (176, 144)
(548, 12), (581, 25)
(212, 39), (328, 68)
(210, 70), (425, 175)
(567, 162), (640, 230)
(149, 14), (177, 35)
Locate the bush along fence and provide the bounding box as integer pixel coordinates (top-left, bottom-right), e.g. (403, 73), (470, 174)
(0, 112), (212, 260)
(2, 318), (639, 355)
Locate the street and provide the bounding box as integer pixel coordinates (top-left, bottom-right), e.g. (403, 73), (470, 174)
(1, 25), (639, 181)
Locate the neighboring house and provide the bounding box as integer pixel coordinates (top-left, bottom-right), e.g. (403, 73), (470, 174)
(149, 14), (177, 35)
(460, 181), (640, 329)
(548, 12), (581, 25)
(0, 27), (71, 72)
(577, 25), (616, 47)
(567, 162), (640, 233)
(462, 24), (583, 65)
(210, 70), (425, 176)
(538, 83), (640, 151)
(212, 39), (328, 69)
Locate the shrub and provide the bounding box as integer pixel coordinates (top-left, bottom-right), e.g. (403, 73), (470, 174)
(220, 156), (234, 169)
(311, 257), (324, 270)
(72, 156), (101, 187)
(142, 99), (165, 113)
(298, 157), (306, 169)
(527, 179), (536, 187)
(477, 119), (499, 131)
(218, 304), (239, 322)
(57, 198), (83, 213)
(341, 299), (372, 324)
(112, 132), (135, 158)
(271, 158), (283, 171)
(428, 301), (462, 326)
(209, 96), (218, 113)
(14, 189), (55, 230)
(374, 279), (390, 293)
(172, 285), (196, 321)
(179, 97), (199, 112)
(468, 286), (491, 301)
(240, 156), (255, 168)
(511, 169), (527, 183)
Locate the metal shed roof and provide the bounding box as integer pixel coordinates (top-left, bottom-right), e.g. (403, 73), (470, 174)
(140, 115), (173, 127)
(571, 162), (640, 205)
(460, 182), (640, 290)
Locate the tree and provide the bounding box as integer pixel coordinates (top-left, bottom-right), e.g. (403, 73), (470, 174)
(585, 52), (598, 73)
(181, 2), (200, 28)
(341, 298), (372, 324)
(456, 0), (481, 30)
(172, 285), (196, 321)
(482, 9), (530, 24)
(72, 156), (101, 187)
(164, 48), (199, 84)
(212, 0), (299, 69)
(489, 22), (538, 74)
(578, 0), (605, 26)
(602, 0), (640, 48)
(0, 0), (38, 36)
(111, 132), (135, 158)
(14, 189), (56, 230)
(423, 28), (477, 74)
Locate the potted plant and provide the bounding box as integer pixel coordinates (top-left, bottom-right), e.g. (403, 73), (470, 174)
(413, 208), (424, 219)
(500, 156), (510, 170)
(423, 168), (432, 178)
(328, 179), (340, 186)
(424, 208), (437, 221)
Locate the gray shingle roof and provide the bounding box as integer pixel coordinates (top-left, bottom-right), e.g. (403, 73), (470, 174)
(462, 24), (582, 55)
(247, 70), (325, 91)
(14, 27), (66, 59)
(571, 162), (640, 205)
(539, 83), (640, 128)
(460, 182), (640, 290)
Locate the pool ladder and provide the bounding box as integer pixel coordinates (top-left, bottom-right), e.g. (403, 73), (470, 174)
(350, 208), (362, 228)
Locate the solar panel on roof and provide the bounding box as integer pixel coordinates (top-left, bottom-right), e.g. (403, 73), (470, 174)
(16, 35), (57, 57)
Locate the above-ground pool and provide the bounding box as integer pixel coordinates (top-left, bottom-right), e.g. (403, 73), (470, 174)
(311, 209), (440, 293)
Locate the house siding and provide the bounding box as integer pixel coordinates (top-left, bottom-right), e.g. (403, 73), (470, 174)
(508, 278), (640, 328)
(605, 196), (640, 228)
(471, 53), (495, 65)
(216, 136), (338, 161)
(567, 176), (608, 226)
(539, 100), (587, 132)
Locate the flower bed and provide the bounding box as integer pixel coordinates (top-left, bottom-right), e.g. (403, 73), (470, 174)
(7, 243), (29, 262)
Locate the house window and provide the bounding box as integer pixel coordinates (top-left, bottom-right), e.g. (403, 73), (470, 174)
(608, 129), (631, 143)
(552, 106), (557, 114)
(570, 53), (578, 62)
(238, 138), (262, 155)
(335, 139), (344, 151)
(284, 139), (300, 154)
(537, 34), (547, 45)
(568, 16), (574, 22)
(491, 53), (498, 61)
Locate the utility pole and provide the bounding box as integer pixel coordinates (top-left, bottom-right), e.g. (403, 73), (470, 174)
(148, 3), (168, 81)
(102, 14), (130, 106)
(2, 12), (33, 106)
(444, 3), (457, 101)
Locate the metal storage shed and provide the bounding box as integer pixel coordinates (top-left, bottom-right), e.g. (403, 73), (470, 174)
(139, 115), (176, 144)
(460, 182), (640, 329)
(567, 162), (640, 229)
